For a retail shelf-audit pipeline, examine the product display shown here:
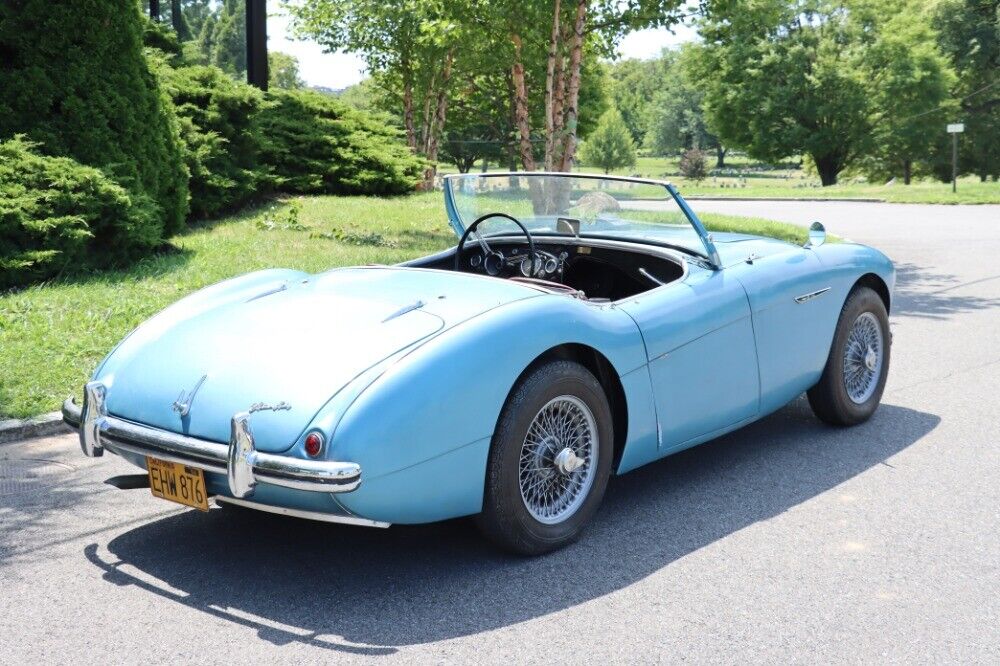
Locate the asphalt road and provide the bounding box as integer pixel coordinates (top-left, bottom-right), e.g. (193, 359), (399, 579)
(2, 201), (998, 664)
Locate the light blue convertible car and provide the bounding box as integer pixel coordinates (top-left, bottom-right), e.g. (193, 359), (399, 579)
(63, 173), (894, 554)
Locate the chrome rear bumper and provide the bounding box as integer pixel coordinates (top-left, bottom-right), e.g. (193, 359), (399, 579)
(62, 382), (361, 498)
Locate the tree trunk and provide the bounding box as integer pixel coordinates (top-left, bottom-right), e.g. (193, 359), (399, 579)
(550, 44), (566, 169)
(506, 75), (520, 186)
(716, 146), (727, 169)
(170, 0), (189, 40)
(510, 33), (536, 171)
(420, 68), (439, 154)
(543, 0), (562, 171)
(814, 154), (841, 186)
(557, 0), (587, 172)
(423, 50), (455, 189)
(903, 160), (912, 185)
(402, 72), (416, 150)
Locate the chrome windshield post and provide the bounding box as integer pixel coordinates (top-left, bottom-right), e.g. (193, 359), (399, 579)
(228, 412), (258, 498)
(81, 382), (106, 457)
(665, 182), (721, 270)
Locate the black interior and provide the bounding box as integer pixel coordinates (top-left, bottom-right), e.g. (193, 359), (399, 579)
(407, 239), (685, 301)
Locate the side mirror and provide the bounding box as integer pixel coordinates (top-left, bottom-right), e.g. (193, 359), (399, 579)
(805, 221), (826, 248)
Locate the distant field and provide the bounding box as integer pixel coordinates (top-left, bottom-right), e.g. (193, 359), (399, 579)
(441, 154), (1000, 204)
(1, 192), (815, 419)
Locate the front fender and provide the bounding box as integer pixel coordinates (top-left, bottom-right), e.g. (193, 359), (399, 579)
(329, 295), (648, 524)
(813, 243), (896, 307)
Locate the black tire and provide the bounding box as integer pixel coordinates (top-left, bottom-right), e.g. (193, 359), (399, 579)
(808, 286), (891, 426)
(476, 360), (614, 555)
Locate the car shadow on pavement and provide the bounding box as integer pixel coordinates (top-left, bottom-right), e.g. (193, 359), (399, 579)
(85, 398), (938, 655)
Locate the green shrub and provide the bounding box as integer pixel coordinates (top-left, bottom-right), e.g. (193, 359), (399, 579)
(679, 149), (708, 181)
(258, 90), (423, 196)
(0, 138), (160, 290)
(142, 16), (183, 60)
(157, 64), (267, 217)
(0, 0), (189, 237)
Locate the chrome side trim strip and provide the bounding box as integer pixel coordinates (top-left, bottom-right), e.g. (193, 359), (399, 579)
(63, 390), (362, 497)
(214, 496), (390, 528)
(794, 287), (831, 304)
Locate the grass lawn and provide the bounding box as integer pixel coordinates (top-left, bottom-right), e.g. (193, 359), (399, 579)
(444, 155), (1000, 204)
(2, 192), (823, 419)
(674, 176), (1000, 204)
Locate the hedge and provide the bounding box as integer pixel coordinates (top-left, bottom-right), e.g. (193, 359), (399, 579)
(259, 90), (424, 196)
(0, 0), (189, 237)
(157, 63), (267, 217)
(0, 138), (161, 290)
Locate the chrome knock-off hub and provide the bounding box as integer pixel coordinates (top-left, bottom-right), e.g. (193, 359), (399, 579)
(554, 447), (584, 475)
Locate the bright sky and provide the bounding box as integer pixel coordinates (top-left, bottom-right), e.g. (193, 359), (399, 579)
(268, 11), (699, 91)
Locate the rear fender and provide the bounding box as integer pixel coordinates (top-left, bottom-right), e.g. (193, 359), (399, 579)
(329, 295), (648, 523)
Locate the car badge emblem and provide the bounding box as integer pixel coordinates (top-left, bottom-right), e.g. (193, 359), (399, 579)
(249, 401), (292, 413)
(171, 374), (208, 417)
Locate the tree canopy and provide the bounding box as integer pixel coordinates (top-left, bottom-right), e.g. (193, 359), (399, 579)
(691, 0), (958, 185)
(932, 0), (1000, 181)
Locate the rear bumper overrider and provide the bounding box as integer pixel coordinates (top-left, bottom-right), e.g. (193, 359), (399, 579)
(62, 382), (362, 498)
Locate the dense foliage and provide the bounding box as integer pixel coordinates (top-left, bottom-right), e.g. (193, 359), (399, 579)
(287, 0), (686, 178)
(0, 138), (161, 290)
(932, 0), (1000, 181)
(0, 0), (189, 233)
(157, 63), (267, 217)
(580, 109), (637, 174)
(691, 0), (956, 185)
(258, 90), (424, 195)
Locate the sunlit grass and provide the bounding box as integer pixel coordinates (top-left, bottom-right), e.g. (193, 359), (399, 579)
(1, 191), (819, 418)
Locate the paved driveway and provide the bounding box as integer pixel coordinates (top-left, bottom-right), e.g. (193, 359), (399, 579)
(2, 201), (998, 663)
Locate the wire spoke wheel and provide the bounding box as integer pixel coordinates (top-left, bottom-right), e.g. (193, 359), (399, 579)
(518, 395), (598, 525)
(842, 311), (884, 404)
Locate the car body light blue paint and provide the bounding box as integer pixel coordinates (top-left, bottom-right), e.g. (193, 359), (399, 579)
(94, 268), (542, 454)
(615, 364), (661, 474)
(646, 315), (760, 448)
(328, 294), (647, 487)
(619, 263), (760, 451)
(730, 249), (838, 413)
(336, 436), (492, 524)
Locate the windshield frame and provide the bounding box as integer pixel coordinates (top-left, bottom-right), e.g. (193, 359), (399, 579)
(442, 171), (721, 269)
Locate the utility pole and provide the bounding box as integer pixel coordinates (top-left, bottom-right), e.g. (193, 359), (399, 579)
(947, 123), (964, 193)
(246, 0), (269, 91)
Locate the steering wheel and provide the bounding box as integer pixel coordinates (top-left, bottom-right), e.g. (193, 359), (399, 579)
(454, 212), (537, 277)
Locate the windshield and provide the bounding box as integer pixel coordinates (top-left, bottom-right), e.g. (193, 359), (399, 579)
(444, 173), (717, 263)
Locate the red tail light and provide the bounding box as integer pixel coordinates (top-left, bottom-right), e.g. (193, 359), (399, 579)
(304, 432), (324, 457)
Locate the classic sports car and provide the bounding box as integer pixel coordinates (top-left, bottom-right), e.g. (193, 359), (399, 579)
(63, 173), (893, 554)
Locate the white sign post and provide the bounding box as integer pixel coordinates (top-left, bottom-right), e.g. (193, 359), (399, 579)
(947, 123), (965, 193)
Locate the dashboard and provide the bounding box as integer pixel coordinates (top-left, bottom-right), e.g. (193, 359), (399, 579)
(457, 237), (687, 301)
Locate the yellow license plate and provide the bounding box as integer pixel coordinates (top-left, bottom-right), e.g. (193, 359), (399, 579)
(147, 457), (209, 511)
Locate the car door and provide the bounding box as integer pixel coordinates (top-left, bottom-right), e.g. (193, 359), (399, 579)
(618, 266), (760, 454)
(728, 249), (841, 415)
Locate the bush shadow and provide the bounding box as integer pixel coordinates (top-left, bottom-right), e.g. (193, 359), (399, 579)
(86, 398), (937, 655)
(892, 262), (1000, 319)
